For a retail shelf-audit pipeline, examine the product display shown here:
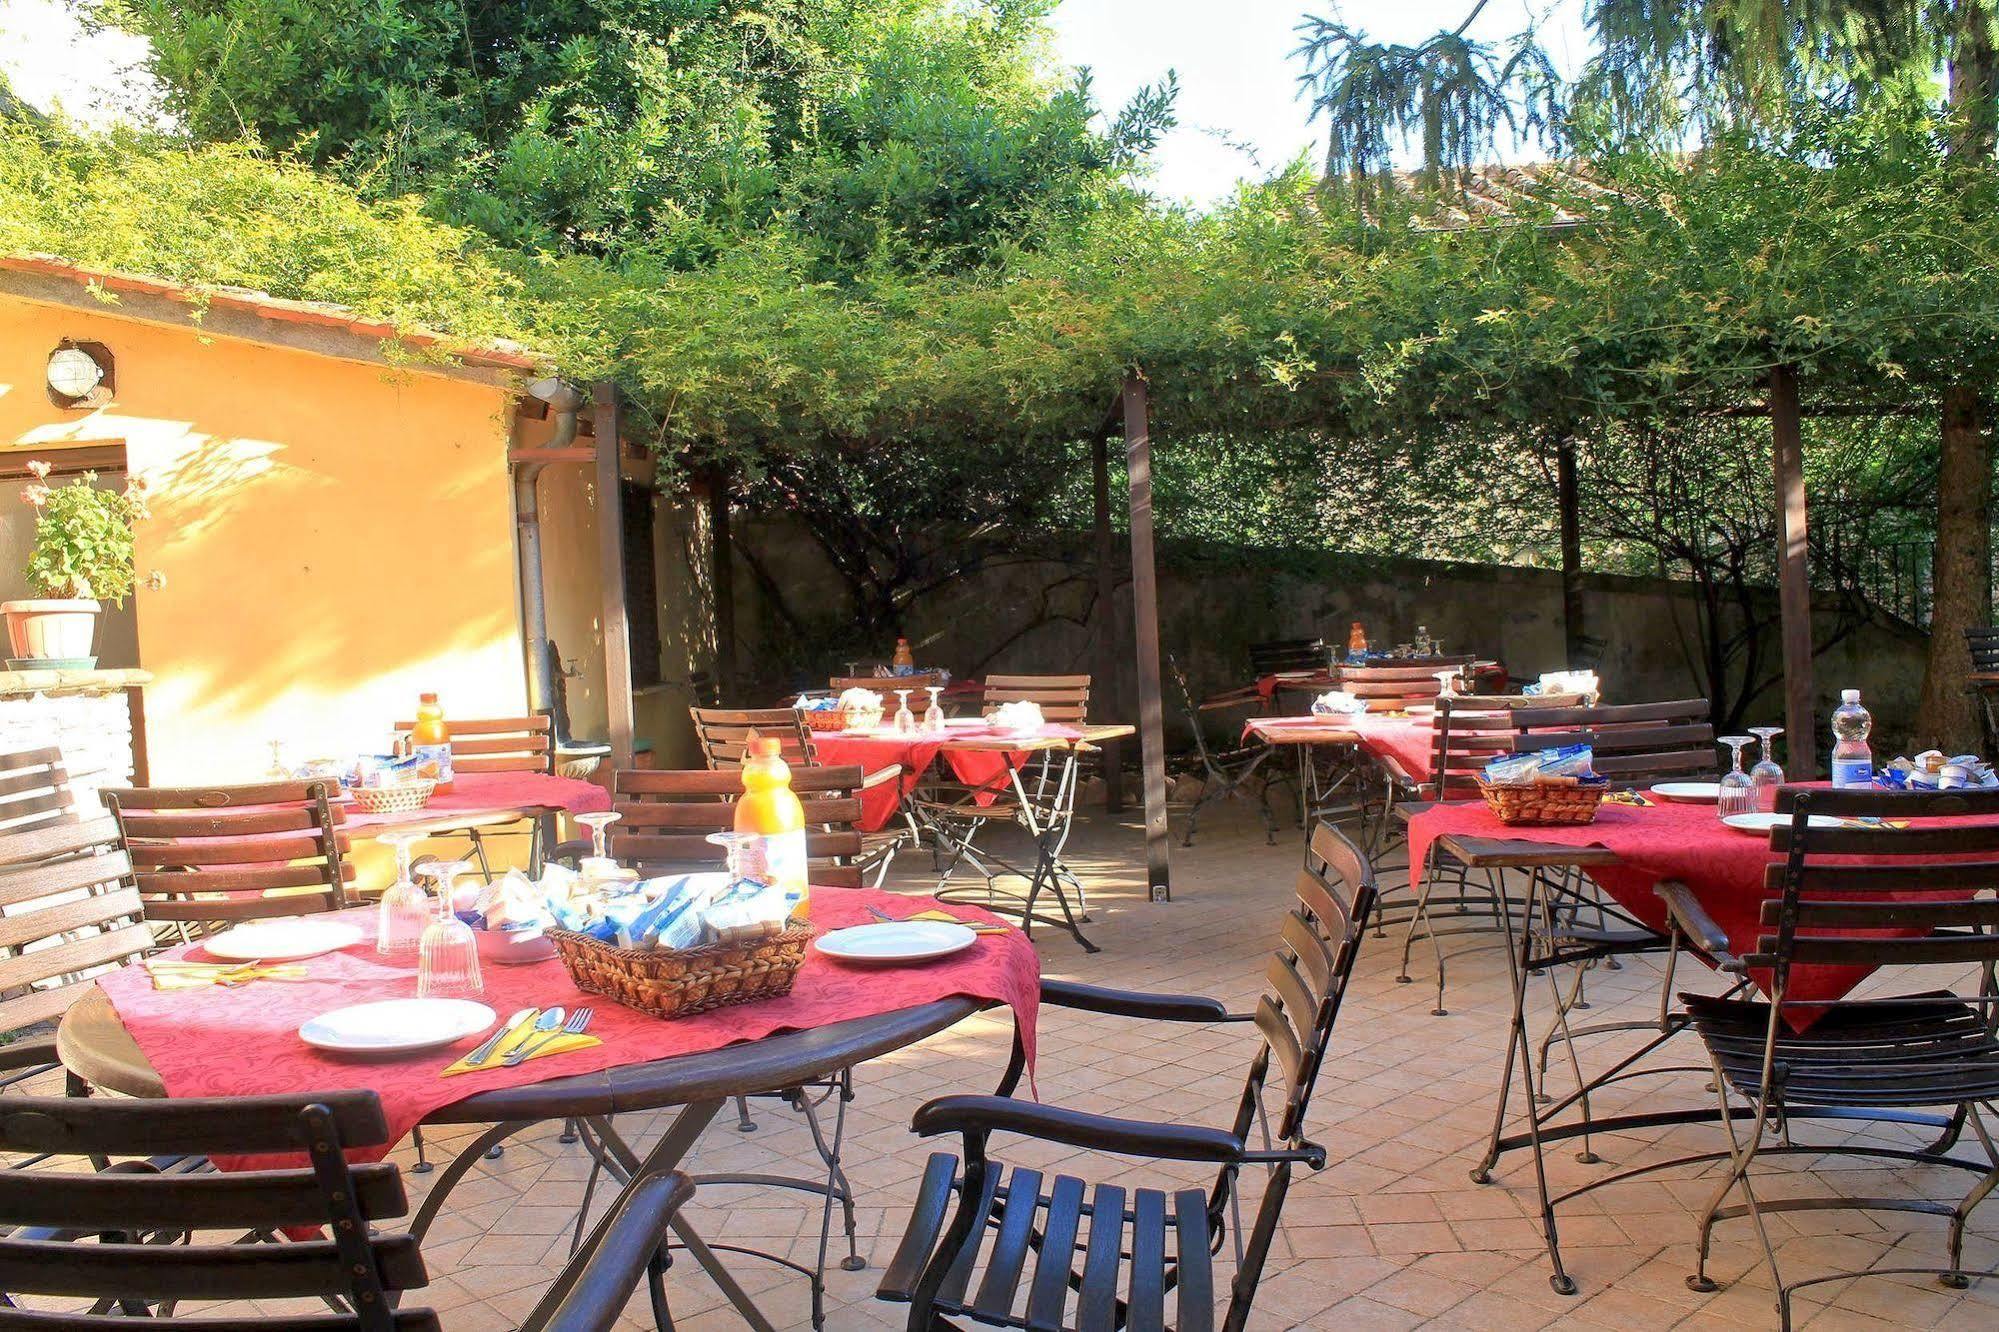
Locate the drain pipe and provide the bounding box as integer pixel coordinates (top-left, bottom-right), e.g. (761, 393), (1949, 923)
(516, 376), (586, 713)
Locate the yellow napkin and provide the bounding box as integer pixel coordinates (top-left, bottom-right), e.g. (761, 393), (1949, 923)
(146, 961), (307, 990)
(440, 1017), (602, 1078)
(904, 908), (1008, 936)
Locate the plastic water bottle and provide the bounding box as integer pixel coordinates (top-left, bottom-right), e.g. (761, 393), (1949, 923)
(1830, 689), (1873, 789)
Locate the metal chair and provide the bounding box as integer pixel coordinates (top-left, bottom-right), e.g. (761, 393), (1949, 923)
(102, 780), (352, 937)
(878, 822), (1377, 1332)
(1661, 785), (1999, 1327)
(1169, 655), (1277, 847)
(1966, 627), (1999, 747)
(602, 764), (882, 1321)
(0, 1088), (692, 1328)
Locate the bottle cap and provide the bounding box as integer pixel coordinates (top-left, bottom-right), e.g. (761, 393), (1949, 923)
(753, 738), (781, 756)
(1841, 689), (1861, 703)
(419, 691), (438, 704)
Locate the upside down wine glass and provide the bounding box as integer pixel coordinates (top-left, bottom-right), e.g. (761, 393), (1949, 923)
(1748, 726), (1785, 812)
(575, 811), (621, 859)
(416, 861), (483, 999)
(923, 685), (946, 734)
(376, 829), (431, 957)
(893, 689), (917, 736)
(1717, 736), (1758, 821)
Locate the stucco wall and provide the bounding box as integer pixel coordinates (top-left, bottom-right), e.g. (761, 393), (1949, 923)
(0, 292), (530, 783)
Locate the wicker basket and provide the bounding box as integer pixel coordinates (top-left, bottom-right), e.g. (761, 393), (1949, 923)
(1478, 778), (1607, 826)
(346, 780), (436, 815)
(800, 709), (848, 734)
(548, 921), (814, 1019)
(840, 706), (884, 732)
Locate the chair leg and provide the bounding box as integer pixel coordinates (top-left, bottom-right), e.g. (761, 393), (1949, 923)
(411, 1125), (433, 1174)
(733, 1095), (758, 1133)
(468, 828), (494, 883)
(648, 1247), (677, 1329)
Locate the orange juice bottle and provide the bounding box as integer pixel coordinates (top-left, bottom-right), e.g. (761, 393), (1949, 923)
(412, 692), (454, 794)
(736, 738), (808, 918)
(892, 636), (915, 671)
(1347, 621), (1368, 658)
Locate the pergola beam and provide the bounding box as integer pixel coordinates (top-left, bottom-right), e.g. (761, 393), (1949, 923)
(1123, 372), (1171, 901)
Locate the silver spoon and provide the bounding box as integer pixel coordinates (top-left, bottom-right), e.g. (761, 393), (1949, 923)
(501, 1006), (570, 1067)
(462, 1007), (537, 1069)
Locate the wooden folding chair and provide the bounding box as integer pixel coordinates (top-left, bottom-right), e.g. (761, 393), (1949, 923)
(0, 1088), (693, 1329)
(880, 823), (1378, 1332)
(690, 706), (818, 769)
(390, 714), (554, 877)
(1341, 657), (1476, 712)
(101, 780), (352, 936)
(0, 744), (81, 833)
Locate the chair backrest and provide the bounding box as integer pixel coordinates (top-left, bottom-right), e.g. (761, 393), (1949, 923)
(1248, 639), (1333, 676)
(979, 674), (1089, 725)
(101, 780), (353, 927)
(0, 815), (150, 1039)
(1215, 821), (1378, 1328)
(1969, 627), (1999, 674)
(1756, 787), (1999, 1000)
(689, 707), (817, 770)
(1340, 660), (1471, 712)
(1428, 700), (1521, 800)
(830, 672), (947, 695)
(393, 714), (553, 774)
(610, 765), (868, 887)
(0, 744), (80, 833)
(0, 1089), (440, 1331)
(1506, 697), (1714, 788)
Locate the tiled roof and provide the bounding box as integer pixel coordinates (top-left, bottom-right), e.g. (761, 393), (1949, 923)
(0, 253), (542, 373)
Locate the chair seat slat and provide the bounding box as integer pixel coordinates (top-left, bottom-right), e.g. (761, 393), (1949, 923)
(1075, 1183), (1127, 1332)
(971, 1167), (1043, 1319)
(1024, 1174), (1087, 1330)
(1173, 1190), (1214, 1332)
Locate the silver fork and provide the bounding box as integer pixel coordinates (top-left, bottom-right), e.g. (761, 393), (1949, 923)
(503, 1007), (592, 1067)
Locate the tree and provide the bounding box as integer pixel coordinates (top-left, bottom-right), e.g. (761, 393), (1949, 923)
(1298, 0), (1998, 751)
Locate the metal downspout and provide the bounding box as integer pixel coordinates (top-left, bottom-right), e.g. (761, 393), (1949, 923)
(515, 378), (584, 712)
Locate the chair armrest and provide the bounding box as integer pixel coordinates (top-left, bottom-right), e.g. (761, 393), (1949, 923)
(912, 1095), (1246, 1162)
(1654, 882), (1745, 973)
(1040, 977), (1239, 1023)
(522, 1171), (694, 1332)
(862, 764), (904, 790)
(0, 1032), (60, 1074)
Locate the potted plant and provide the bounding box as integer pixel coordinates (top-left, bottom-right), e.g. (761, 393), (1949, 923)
(3, 461), (151, 667)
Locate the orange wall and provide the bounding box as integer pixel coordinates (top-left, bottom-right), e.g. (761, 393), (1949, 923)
(0, 292), (529, 783)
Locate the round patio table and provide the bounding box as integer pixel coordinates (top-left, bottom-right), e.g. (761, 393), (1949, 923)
(59, 986), (986, 1332)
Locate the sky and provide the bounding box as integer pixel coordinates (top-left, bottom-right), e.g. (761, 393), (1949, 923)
(1050, 0), (1591, 205)
(0, 0), (1589, 207)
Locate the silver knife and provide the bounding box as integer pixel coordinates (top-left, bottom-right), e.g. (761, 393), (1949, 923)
(463, 1007), (537, 1069)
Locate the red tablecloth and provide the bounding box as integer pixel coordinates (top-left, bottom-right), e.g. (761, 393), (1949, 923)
(343, 771), (610, 830)
(1254, 671), (1340, 700)
(813, 724), (1095, 829)
(95, 886), (1039, 1165)
(1406, 797), (1999, 1018)
(1247, 714), (1436, 782)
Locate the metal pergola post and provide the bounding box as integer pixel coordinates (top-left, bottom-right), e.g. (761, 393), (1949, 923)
(1122, 371), (1171, 901)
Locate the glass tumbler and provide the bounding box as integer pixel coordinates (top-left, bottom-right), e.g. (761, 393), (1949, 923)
(375, 829), (430, 957)
(416, 861), (483, 998)
(1717, 736), (1758, 821)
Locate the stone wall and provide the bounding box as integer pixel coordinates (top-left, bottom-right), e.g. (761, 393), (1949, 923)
(725, 521), (1932, 758)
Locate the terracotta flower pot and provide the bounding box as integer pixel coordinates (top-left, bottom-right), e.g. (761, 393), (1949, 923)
(1, 599), (100, 661)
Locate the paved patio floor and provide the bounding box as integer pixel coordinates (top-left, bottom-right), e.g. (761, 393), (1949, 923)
(30, 799), (1999, 1329)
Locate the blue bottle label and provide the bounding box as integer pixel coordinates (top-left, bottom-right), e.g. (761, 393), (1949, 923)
(1831, 758), (1873, 789)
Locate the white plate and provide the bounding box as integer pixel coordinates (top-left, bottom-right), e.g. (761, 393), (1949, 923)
(1721, 813), (1844, 835)
(814, 921), (977, 965)
(201, 917), (365, 963)
(299, 999), (496, 1056)
(1651, 782), (1723, 803)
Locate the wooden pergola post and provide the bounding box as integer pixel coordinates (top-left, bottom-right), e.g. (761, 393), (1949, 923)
(1092, 428), (1125, 813)
(1555, 433), (1585, 663)
(705, 467), (737, 703)
(1122, 372), (1171, 901)
(1769, 365), (1816, 774)
(593, 382), (637, 769)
